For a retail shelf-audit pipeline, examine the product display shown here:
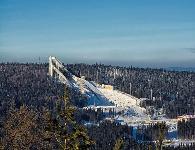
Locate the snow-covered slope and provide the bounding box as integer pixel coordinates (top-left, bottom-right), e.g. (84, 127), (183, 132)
(98, 88), (140, 107)
(98, 87), (150, 122)
(72, 76), (113, 106)
(60, 69), (150, 122)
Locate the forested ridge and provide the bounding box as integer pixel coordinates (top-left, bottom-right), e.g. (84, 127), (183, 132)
(0, 63), (195, 149)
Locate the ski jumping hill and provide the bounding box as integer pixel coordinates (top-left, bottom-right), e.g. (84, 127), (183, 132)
(71, 75), (150, 122)
(49, 56), (150, 123)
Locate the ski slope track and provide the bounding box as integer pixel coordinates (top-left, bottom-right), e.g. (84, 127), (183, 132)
(58, 67), (150, 123)
(49, 56), (149, 123)
(72, 75), (113, 106)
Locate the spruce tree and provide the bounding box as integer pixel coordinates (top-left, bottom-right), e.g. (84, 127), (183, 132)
(155, 122), (167, 150)
(48, 85), (94, 150)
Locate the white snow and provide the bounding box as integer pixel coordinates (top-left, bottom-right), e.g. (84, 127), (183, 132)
(63, 74), (179, 128)
(96, 87), (150, 122)
(98, 88), (140, 107)
(72, 76), (113, 106)
(71, 75), (151, 123)
(58, 68), (178, 128)
(164, 139), (195, 147)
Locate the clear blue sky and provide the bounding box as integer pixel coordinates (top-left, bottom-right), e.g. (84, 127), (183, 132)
(0, 0), (195, 67)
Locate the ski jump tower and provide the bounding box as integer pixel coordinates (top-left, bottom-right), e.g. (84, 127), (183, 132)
(49, 56), (71, 86)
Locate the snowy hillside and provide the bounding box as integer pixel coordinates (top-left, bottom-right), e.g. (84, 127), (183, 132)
(71, 75), (150, 122)
(72, 76), (114, 106)
(59, 68), (150, 123)
(98, 87), (150, 122)
(98, 88), (140, 107)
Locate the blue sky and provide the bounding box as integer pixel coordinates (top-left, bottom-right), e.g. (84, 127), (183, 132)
(0, 0), (195, 67)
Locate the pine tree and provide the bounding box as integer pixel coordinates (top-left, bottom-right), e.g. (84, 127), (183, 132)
(156, 122), (167, 150)
(48, 85), (94, 150)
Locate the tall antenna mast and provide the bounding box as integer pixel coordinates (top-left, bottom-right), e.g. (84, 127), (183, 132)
(150, 89), (153, 100)
(130, 82), (132, 95)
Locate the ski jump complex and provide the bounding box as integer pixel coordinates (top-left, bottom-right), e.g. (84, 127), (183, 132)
(48, 56), (178, 131)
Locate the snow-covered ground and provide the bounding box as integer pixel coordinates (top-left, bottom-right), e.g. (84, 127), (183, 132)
(164, 139), (195, 147)
(96, 87), (150, 122)
(73, 76), (150, 123)
(72, 76), (113, 106)
(57, 66), (149, 123)
(98, 88), (140, 107)
(75, 79), (150, 122)
(60, 69), (177, 127)
(62, 73), (179, 131)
